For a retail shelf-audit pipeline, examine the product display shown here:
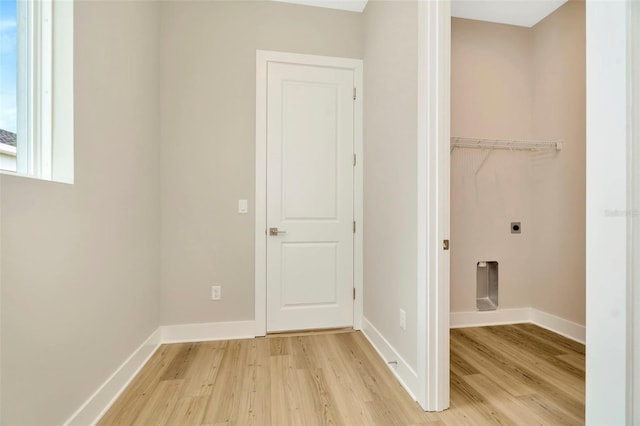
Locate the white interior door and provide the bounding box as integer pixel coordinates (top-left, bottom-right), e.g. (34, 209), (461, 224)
(266, 61), (355, 333)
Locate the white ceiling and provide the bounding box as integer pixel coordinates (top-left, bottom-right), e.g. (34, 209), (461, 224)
(451, 0), (568, 27)
(272, 0), (368, 13)
(274, 0), (568, 28)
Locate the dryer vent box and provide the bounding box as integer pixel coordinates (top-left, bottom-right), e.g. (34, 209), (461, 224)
(477, 261), (498, 311)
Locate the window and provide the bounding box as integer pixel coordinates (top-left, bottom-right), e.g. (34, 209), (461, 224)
(0, 0), (73, 183)
(0, 0), (17, 172)
(17, 0), (53, 178)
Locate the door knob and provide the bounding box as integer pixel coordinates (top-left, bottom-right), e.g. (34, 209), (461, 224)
(269, 227), (287, 236)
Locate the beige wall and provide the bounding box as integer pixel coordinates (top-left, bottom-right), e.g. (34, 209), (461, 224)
(159, 1), (363, 325)
(362, 0), (418, 370)
(531, 0), (585, 324)
(451, 18), (535, 313)
(450, 1), (585, 325)
(0, 1), (161, 424)
(0, 174), (2, 418)
(0, 2), (586, 422)
(0, 1), (587, 422)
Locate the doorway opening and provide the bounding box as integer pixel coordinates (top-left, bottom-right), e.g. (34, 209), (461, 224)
(449, 0), (586, 421)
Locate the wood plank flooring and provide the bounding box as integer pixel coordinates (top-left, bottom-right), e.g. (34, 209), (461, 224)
(98, 324), (585, 425)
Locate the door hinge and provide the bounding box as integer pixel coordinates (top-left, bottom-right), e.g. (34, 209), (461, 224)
(353, 153), (356, 167)
(353, 88), (357, 100)
(443, 239), (450, 250)
(353, 221), (356, 233)
(353, 288), (356, 300)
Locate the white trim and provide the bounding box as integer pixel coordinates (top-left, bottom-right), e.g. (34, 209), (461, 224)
(255, 51), (268, 336)
(51, 0), (74, 184)
(63, 328), (162, 426)
(161, 320), (257, 344)
(416, 0), (428, 409)
(61, 310), (584, 426)
(39, 0), (53, 180)
(256, 50), (365, 73)
(255, 50), (364, 336)
(16, 0), (30, 174)
(450, 308), (531, 329)
(417, 0), (450, 412)
(15, 0), (71, 182)
(629, 0), (640, 421)
(16, 0), (53, 179)
(530, 309), (586, 344)
(450, 308), (586, 344)
(586, 1), (631, 423)
(353, 54), (364, 331)
(63, 321), (255, 425)
(361, 317), (419, 400)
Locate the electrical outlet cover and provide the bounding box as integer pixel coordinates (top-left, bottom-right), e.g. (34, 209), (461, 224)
(211, 286), (221, 300)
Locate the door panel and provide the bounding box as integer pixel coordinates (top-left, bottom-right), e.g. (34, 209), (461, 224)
(281, 242), (338, 306)
(282, 82), (339, 220)
(266, 62), (354, 332)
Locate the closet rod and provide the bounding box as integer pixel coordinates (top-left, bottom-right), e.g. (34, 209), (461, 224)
(451, 137), (563, 151)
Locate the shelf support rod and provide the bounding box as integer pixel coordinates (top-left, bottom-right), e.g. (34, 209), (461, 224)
(475, 149), (493, 176)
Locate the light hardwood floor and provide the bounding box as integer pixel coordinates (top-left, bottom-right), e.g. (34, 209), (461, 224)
(98, 324), (585, 425)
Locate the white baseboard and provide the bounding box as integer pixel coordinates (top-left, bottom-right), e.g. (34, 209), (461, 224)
(361, 317), (418, 400)
(64, 312), (583, 426)
(450, 307), (585, 344)
(161, 320), (256, 344)
(63, 320), (257, 425)
(450, 308), (531, 328)
(530, 309), (586, 344)
(63, 328), (162, 426)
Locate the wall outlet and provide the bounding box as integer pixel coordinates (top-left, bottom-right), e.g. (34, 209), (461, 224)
(399, 309), (406, 330)
(511, 221), (522, 234)
(211, 286), (221, 301)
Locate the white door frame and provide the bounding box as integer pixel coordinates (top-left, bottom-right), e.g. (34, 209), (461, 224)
(255, 50), (364, 337)
(585, 0), (640, 423)
(416, 0), (451, 411)
(631, 0), (640, 421)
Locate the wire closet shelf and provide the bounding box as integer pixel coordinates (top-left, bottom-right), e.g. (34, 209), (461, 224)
(450, 137), (563, 152)
(450, 137), (563, 175)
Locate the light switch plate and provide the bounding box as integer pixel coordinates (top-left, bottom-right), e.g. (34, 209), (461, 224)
(238, 199), (248, 214)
